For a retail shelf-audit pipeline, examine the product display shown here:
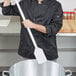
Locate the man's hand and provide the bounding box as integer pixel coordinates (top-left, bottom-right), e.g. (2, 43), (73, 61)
(22, 19), (35, 29)
(3, 0), (11, 7)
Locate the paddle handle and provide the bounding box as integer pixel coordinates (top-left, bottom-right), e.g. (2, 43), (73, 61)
(15, 0), (37, 48)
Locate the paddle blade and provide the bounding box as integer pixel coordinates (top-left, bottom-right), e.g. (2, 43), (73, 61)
(34, 47), (47, 64)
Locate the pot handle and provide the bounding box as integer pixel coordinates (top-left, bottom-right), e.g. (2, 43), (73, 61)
(65, 70), (72, 76)
(2, 71), (9, 76)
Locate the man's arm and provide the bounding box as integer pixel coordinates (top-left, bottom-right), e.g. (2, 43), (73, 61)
(1, 0), (23, 15)
(45, 3), (63, 36)
(33, 24), (47, 34)
(22, 3), (63, 35)
(22, 20), (47, 34)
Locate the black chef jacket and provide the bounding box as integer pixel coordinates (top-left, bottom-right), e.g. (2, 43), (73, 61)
(1, 0), (63, 60)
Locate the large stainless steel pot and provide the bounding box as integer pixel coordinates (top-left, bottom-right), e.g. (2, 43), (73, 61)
(2, 59), (72, 76)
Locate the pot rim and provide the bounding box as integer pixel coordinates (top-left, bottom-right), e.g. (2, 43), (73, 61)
(9, 59), (64, 71)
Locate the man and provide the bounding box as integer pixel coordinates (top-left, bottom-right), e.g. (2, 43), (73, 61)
(1, 0), (63, 61)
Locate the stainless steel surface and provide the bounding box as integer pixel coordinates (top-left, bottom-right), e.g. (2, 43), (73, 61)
(0, 16), (21, 36)
(1, 67), (76, 76)
(3, 59), (71, 76)
(0, 15), (11, 26)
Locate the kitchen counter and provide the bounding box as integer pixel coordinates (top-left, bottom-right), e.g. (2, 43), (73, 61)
(0, 16), (76, 36)
(57, 33), (76, 36)
(0, 16), (21, 36)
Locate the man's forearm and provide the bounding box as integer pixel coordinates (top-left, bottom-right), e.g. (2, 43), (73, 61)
(3, 0), (10, 7)
(22, 19), (47, 34)
(33, 23), (47, 34)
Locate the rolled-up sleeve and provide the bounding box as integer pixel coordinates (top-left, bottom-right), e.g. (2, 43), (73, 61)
(1, 1), (23, 16)
(45, 3), (63, 36)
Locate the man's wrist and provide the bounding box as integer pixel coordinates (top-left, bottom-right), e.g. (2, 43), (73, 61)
(32, 23), (37, 29)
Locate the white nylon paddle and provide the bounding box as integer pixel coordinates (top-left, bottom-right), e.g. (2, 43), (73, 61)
(14, 0), (47, 64)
